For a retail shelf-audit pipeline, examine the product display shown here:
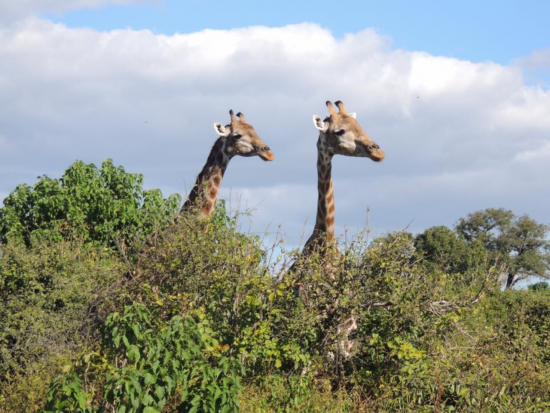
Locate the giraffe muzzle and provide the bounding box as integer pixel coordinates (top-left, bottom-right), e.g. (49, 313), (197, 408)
(258, 148), (275, 161)
(369, 148), (385, 162)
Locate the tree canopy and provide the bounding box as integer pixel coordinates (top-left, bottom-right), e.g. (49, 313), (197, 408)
(0, 159), (181, 257)
(456, 208), (550, 288)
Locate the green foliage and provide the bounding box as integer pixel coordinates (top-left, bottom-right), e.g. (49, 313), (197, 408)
(73, 212), (549, 412)
(0, 238), (123, 412)
(0, 159), (181, 257)
(2, 162), (550, 412)
(240, 376), (365, 413)
(45, 374), (89, 413)
(44, 303), (242, 413)
(456, 208), (550, 288)
(414, 225), (488, 275)
(128, 202), (290, 375)
(361, 289), (550, 412)
(456, 208), (515, 247)
(529, 281), (550, 292)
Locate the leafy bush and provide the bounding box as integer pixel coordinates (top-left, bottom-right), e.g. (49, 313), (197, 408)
(0, 159), (181, 257)
(45, 303), (242, 413)
(61, 211), (548, 412)
(240, 375), (367, 413)
(127, 204), (293, 375)
(0, 158), (181, 412)
(2, 161), (550, 412)
(529, 281), (550, 292)
(0, 238), (123, 412)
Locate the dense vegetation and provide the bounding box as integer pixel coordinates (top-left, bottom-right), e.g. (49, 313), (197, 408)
(1, 160), (549, 412)
(0, 159), (181, 257)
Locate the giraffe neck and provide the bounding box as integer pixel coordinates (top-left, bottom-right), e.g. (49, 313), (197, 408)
(182, 138), (230, 217)
(311, 138), (335, 245)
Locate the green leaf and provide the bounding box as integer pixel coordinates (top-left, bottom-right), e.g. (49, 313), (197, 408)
(154, 386), (166, 400)
(127, 345), (140, 361)
(144, 372), (156, 385)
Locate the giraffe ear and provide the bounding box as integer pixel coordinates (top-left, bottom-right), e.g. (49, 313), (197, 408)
(214, 122), (230, 137)
(347, 112), (356, 119)
(312, 115), (328, 132)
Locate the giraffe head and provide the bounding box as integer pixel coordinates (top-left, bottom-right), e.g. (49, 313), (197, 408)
(312, 101), (384, 162)
(213, 110), (274, 161)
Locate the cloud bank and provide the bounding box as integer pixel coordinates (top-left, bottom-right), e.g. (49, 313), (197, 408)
(0, 19), (549, 244)
(0, 0), (149, 23)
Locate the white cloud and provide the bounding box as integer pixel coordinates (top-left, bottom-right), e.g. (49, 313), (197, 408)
(513, 49), (550, 88)
(0, 20), (549, 245)
(515, 141), (550, 162)
(409, 53), (518, 97)
(515, 49), (550, 71)
(0, 0), (149, 23)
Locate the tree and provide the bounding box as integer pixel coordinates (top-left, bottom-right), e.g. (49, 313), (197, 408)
(0, 159), (181, 256)
(414, 226), (488, 275)
(529, 281), (550, 292)
(456, 208), (550, 289)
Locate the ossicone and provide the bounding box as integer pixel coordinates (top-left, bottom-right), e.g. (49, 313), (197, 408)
(335, 101), (347, 115)
(326, 101), (337, 116)
(229, 109), (238, 125)
(236, 112), (247, 123)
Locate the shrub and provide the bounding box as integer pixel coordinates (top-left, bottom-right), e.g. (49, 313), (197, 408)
(44, 303), (242, 413)
(0, 159), (181, 257)
(0, 238), (123, 412)
(2, 161), (549, 412)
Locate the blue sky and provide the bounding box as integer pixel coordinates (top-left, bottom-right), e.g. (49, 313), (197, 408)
(46, 0), (550, 65)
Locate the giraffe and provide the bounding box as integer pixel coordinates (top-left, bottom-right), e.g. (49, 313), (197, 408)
(181, 109), (274, 217)
(292, 100), (384, 361)
(302, 100), (384, 256)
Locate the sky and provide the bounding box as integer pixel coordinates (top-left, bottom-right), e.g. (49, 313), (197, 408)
(0, 0), (549, 247)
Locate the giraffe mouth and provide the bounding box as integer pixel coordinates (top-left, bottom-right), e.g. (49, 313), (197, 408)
(258, 150), (275, 161)
(368, 149), (385, 162)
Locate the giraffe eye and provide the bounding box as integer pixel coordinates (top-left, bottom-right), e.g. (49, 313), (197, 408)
(233, 133), (242, 139)
(335, 129), (345, 136)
